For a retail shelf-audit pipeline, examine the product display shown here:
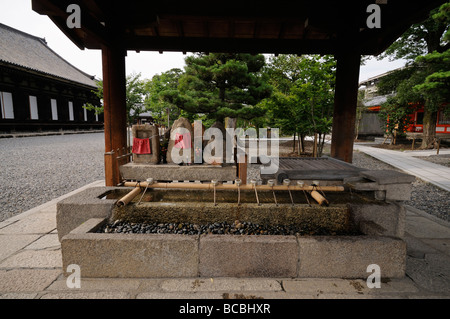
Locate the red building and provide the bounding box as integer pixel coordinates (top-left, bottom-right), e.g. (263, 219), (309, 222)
(368, 105), (450, 134)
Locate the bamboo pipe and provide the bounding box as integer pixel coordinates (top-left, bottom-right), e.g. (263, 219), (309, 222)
(117, 187), (141, 206)
(123, 181), (344, 192)
(310, 190), (329, 206)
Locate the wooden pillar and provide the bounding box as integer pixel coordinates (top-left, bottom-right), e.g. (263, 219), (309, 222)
(102, 44), (127, 186)
(330, 31), (361, 163)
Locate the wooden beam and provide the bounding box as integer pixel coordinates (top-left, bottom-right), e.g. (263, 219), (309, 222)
(102, 44), (127, 186)
(125, 36), (338, 54)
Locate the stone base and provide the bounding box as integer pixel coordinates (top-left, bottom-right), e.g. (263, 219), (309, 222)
(56, 187), (121, 241)
(61, 218), (406, 278)
(119, 162), (237, 182)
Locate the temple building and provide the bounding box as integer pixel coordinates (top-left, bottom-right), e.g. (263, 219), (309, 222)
(0, 23), (102, 133)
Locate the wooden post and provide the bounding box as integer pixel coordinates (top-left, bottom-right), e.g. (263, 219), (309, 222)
(102, 44), (127, 186)
(330, 48), (361, 163)
(238, 154), (247, 185)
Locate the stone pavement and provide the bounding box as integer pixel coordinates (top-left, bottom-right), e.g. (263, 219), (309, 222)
(354, 143), (450, 191)
(0, 179), (449, 300)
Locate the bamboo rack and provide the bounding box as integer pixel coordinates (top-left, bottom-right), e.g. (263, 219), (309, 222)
(123, 181), (344, 192)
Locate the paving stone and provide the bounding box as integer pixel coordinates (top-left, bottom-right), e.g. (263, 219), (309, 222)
(406, 216), (450, 239)
(137, 292), (225, 299)
(421, 239), (450, 256)
(0, 292), (38, 299)
(406, 254), (450, 293)
(317, 293), (392, 299)
(404, 233), (438, 258)
(25, 234), (60, 250)
(160, 278), (282, 292)
(40, 291), (130, 299)
(38, 206), (57, 214)
(0, 250), (62, 268)
(0, 234), (40, 262)
(282, 279), (369, 295)
(46, 277), (141, 291)
(0, 269), (60, 292)
(0, 219), (16, 230)
(0, 212), (56, 235)
(365, 278), (419, 295)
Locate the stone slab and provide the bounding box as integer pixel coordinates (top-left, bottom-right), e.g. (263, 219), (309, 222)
(0, 269), (61, 292)
(0, 212), (56, 235)
(119, 162), (237, 182)
(385, 183), (412, 201)
(406, 254), (450, 293)
(46, 278), (142, 292)
(56, 187), (118, 241)
(361, 170), (416, 185)
(24, 234), (60, 250)
(40, 291), (130, 299)
(136, 292), (225, 299)
(403, 233), (439, 259)
(349, 202), (405, 238)
(282, 279), (369, 295)
(199, 235), (298, 278)
(0, 293), (38, 299)
(0, 234), (40, 263)
(61, 219), (199, 278)
(406, 216), (450, 239)
(297, 235), (406, 278)
(0, 250), (62, 268)
(160, 278), (282, 292)
(421, 239), (450, 256)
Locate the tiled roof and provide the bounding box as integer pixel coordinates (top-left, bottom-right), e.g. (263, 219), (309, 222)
(0, 23), (96, 88)
(363, 94), (396, 107)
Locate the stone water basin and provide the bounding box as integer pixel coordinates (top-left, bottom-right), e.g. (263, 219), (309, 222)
(57, 186), (406, 278)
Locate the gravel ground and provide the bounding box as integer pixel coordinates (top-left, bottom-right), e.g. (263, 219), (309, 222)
(352, 151), (450, 222)
(0, 133), (104, 222)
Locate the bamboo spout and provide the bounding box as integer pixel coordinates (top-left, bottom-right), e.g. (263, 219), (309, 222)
(117, 187), (141, 206)
(310, 190), (329, 206)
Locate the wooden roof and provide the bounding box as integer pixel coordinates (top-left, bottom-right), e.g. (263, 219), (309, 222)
(32, 0), (446, 55)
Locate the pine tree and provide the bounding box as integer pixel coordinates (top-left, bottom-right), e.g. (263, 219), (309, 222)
(161, 53), (272, 127)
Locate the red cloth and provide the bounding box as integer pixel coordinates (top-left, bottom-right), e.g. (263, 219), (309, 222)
(174, 132), (191, 149)
(132, 138), (151, 154)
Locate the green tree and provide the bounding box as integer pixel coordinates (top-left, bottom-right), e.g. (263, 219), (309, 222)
(125, 73), (146, 125)
(83, 80), (104, 115)
(144, 68), (183, 127)
(377, 3), (449, 148)
(161, 53), (272, 128)
(262, 55), (336, 156)
(84, 73), (146, 126)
